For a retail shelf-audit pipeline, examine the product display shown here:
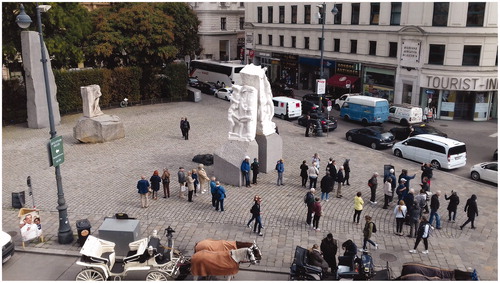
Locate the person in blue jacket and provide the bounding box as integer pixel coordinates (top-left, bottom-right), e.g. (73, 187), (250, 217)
(215, 181), (226, 212)
(137, 175), (150, 208)
(276, 159), (285, 186)
(241, 156), (251, 187)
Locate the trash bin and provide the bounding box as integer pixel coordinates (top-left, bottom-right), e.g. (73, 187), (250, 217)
(76, 219), (91, 247)
(12, 191), (25, 208)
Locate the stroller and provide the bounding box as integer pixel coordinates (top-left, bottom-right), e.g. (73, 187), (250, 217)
(337, 240), (376, 280)
(289, 246), (324, 280)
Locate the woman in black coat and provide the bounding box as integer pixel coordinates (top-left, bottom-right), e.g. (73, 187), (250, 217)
(460, 194), (478, 230)
(343, 159), (351, 186)
(300, 160), (309, 187)
(320, 173), (334, 201)
(444, 191), (460, 222)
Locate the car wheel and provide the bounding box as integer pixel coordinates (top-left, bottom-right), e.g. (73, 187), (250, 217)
(370, 142), (378, 149)
(280, 114), (285, 120)
(347, 135), (353, 142)
(394, 149), (403, 158)
(470, 171), (480, 181)
(361, 119), (368, 126)
(344, 115), (350, 121)
(430, 160), (441, 169)
(334, 104), (340, 110)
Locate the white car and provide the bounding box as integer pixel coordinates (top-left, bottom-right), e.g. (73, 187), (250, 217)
(334, 93), (359, 110)
(1, 231), (15, 263)
(214, 88), (232, 101)
(470, 162), (498, 184)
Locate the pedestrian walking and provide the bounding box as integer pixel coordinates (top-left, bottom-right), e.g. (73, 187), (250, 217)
(368, 172), (379, 204)
(445, 190), (460, 222)
(312, 153), (321, 170)
(353, 192), (364, 224)
(394, 200), (407, 236)
(408, 202), (421, 238)
(429, 190), (442, 229)
(186, 170), (195, 202)
(336, 166), (344, 198)
(214, 181), (226, 212)
(241, 156), (251, 187)
(182, 117), (190, 140)
(300, 160), (309, 187)
(308, 162), (319, 189)
(247, 195), (263, 236)
(382, 177), (393, 209)
(460, 194), (478, 230)
(304, 188), (316, 226)
(409, 216), (433, 254)
(342, 159), (351, 185)
(149, 170), (162, 200)
(251, 158), (260, 184)
(178, 167), (186, 198)
(276, 159), (285, 186)
(312, 197), (322, 231)
(137, 175), (150, 208)
(210, 177), (217, 207)
(320, 233), (338, 275)
(197, 164), (210, 194)
(360, 215), (378, 252)
(161, 168), (171, 198)
(180, 117), (185, 138)
(320, 172), (334, 201)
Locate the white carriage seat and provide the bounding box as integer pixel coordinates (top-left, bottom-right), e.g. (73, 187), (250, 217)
(79, 235), (116, 269)
(123, 238), (148, 264)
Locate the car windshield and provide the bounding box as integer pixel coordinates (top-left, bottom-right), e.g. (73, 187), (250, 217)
(449, 145), (466, 155)
(380, 133), (393, 139)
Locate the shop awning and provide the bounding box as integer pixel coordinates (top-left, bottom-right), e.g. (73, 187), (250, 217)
(327, 74), (359, 88)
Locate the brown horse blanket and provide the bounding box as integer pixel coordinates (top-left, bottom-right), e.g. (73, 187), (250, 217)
(400, 262), (455, 280)
(191, 250), (239, 276)
(195, 239), (238, 253)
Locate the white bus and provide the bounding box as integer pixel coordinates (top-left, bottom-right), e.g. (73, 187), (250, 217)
(189, 60), (245, 87)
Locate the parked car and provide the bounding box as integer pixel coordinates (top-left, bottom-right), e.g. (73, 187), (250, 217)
(214, 88), (232, 101)
(390, 124), (448, 140)
(196, 81), (217, 95)
(298, 113), (338, 132)
(339, 96), (389, 125)
(1, 231), (14, 263)
(345, 126), (395, 149)
(301, 100), (320, 115)
(302, 93), (332, 110)
(470, 162), (498, 184)
(493, 149), (497, 161)
(188, 77), (201, 88)
(388, 104), (423, 125)
(334, 93), (359, 110)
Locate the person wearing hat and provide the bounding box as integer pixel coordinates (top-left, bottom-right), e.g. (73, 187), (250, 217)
(251, 158), (260, 185)
(321, 233), (338, 275)
(396, 178), (408, 201)
(241, 156), (251, 187)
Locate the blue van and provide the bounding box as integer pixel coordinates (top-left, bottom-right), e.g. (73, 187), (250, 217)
(340, 96), (389, 125)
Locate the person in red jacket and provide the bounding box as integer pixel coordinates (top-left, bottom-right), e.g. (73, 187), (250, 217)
(312, 197), (322, 231)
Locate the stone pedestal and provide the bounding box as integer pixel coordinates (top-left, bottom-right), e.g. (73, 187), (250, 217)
(255, 133), (283, 173)
(73, 115), (125, 143)
(213, 140), (259, 187)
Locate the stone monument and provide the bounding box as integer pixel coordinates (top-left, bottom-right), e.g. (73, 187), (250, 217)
(214, 64), (283, 186)
(21, 31), (61, 129)
(73, 85), (125, 143)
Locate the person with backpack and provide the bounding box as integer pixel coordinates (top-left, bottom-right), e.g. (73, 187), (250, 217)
(304, 188), (316, 226)
(368, 172), (379, 204)
(247, 195), (263, 236)
(394, 200), (407, 236)
(361, 215), (378, 252)
(276, 159), (285, 186)
(409, 215), (433, 254)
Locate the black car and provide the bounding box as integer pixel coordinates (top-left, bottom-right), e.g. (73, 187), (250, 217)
(298, 113), (338, 132)
(301, 100), (320, 114)
(196, 81), (217, 95)
(346, 126), (395, 149)
(188, 77), (201, 88)
(390, 124), (448, 140)
(302, 93), (333, 110)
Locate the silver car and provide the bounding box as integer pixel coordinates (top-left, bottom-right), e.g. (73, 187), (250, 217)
(470, 162), (497, 184)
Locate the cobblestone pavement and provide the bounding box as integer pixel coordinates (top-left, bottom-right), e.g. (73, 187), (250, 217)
(2, 93), (497, 280)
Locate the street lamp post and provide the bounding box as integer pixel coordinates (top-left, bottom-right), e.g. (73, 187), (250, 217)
(16, 4), (74, 244)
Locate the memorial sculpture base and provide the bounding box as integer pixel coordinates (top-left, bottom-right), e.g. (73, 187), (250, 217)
(255, 133), (283, 173)
(73, 114), (125, 143)
(213, 140), (259, 187)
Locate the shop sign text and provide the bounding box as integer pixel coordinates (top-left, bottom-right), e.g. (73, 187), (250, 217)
(425, 75), (497, 91)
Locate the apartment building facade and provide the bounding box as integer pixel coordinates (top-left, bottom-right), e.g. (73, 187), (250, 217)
(245, 2), (498, 121)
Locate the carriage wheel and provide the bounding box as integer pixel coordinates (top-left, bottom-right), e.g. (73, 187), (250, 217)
(146, 270), (169, 281)
(76, 268), (105, 281)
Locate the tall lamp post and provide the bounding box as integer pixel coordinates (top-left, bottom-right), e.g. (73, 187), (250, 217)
(16, 4), (74, 244)
(317, 3), (338, 114)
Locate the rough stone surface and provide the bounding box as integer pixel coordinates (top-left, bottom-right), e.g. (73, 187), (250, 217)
(213, 140), (258, 186)
(80, 85), (104, 118)
(255, 133), (283, 173)
(73, 115), (125, 143)
(21, 31), (61, 129)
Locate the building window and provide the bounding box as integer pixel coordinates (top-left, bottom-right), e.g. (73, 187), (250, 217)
(268, 35), (273, 46)
(268, 6), (273, 23)
(390, 2), (401, 25)
(240, 2), (244, 8)
(239, 17), (244, 30)
(279, 6), (285, 23)
(318, 37), (323, 51)
(280, 35), (284, 47)
(257, 7), (262, 23)
(221, 17), (227, 30)
(258, 34), (262, 45)
(428, 44), (445, 65)
(318, 5), (325, 25)
(350, 40), (357, 54)
(334, 38), (340, 52)
(304, 5), (311, 24)
(291, 5), (297, 24)
(334, 4), (342, 24)
(462, 45), (481, 66)
(466, 2), (485, 27)
(369, 41), (377, 55)
(389, 42), (398, 57)
(304, 37), (310, 49)
(291, 36), (296, 48)
(432, 2), (449, 26)
(370, 3), (380, 25)
(351, 3), (360, 25)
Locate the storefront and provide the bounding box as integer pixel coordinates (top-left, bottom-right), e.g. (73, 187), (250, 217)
(254, 52), (280, 84)
(328, 62), (361, 97)
(420, 74), (498, 121)
(272, 53), (299, 89)
(362, 66), (396, 103)
(298, 57), (335, 91)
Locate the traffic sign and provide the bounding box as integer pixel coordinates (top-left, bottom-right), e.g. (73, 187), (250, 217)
(49, 136), (65, 167)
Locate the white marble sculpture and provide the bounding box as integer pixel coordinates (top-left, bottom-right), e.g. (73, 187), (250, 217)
(228, 85), (258, 141)
(81, 85), (104, 118)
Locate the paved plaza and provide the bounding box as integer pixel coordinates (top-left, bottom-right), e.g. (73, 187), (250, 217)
(2, 93), (498, 280)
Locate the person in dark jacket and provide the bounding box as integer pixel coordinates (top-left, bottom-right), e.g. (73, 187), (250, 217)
(341, 239), (358, 257)
(137, 175), (150, 208)
(180, 117), (185, 138)
(336, 166), (344, 198)
(429, 191), (442, 229)
(177, 167), (186, 199)
(420, 163), (433, 182)
(460, 194), (478, 230)
(181, 117), (190, 140)
(305, 115), (311, 137)
(251, 158), (260, 184)
(342, 159), (350, 185)
(368, 172), (379, 204)
(308, 244), (329, 273)
(247, 195), (263, 236)
(445, 191), (460, 222)
(241, 156), (251, 187)
(398, 169), (416, 191)
(305, 188), (316, 226)
(149, 170), (162, 200)
(326, 158), (337, 178)
(408, 202), (421, 238)
(320, 172), (334, 201)
(403, 188), (415, 223)
(320, 233), (338, 274)
(300, 160), (309, 187)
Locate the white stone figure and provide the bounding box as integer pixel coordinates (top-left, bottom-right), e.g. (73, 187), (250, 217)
(228, 85), (258, 141)
(81, 85), (104, 118)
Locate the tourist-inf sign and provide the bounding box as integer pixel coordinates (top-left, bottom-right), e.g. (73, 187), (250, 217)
(49, 136), (65, 167)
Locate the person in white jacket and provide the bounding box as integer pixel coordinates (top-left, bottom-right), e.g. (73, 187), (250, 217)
(409, 216), (433, 254)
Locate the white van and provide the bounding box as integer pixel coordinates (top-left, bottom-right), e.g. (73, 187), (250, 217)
(334, 93), (359, 110)
(272, 96), (302, 120)
(393, 134), (467, 170)
(388, 104), (423, 125)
